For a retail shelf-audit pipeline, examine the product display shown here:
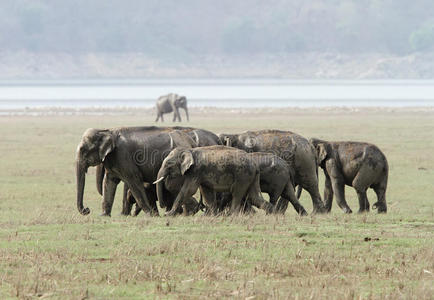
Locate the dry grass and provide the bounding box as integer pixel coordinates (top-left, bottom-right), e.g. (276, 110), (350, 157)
(0, 107), (433, 299)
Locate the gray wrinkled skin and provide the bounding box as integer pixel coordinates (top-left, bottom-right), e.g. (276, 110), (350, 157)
(216, 152), (307, 215)
(155, 93), (189, 122)
(75, 127), (196, 217)
(156, 146), (274, 216)
(219, 130), (326, 214)
(117, 127), (221, 216)
(310, 138), (388, 214)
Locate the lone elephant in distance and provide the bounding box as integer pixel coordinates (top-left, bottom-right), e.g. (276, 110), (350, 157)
(310, 138), (388, 214)
(155, 93), (189, 122)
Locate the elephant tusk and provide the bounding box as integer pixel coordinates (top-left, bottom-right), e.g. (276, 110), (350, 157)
(153, 177), (165, 184)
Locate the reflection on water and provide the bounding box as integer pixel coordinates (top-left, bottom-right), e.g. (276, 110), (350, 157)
(1, 79), (434, 108)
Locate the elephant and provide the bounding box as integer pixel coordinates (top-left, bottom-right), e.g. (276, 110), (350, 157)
(154, 145), (275, 216)
(109, 127), (221, 216)
(76, 127), (197, 216)
(309, 138), (388, 213)
(122, 182), (200, 216)
(155, 93), (189, 122)
(218, 130), (326, 214)
(216, 152), (308, 215)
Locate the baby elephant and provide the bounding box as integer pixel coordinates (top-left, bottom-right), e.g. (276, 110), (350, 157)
(216, 152), (308, 215)
(154, 145), (274, 216)
(310, 138), (388, 213)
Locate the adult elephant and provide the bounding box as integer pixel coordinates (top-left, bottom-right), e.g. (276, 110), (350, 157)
(309, 138), (388, 213)
(218, 130), (326, 214)
(95, 127), (221, 215)
(154, 146), (274, 216)
(76, 127), (196, 216)
(155, 93), (189, 122)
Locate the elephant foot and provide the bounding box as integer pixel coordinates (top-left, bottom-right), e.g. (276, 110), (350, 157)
(312, 205), (328, 214)
(148, 209), (160, 217)
(373, 202), (387, 214)
(80, 207), (90, 215)
(263, 203), (274, 215)
(299, 208), (308, 216)
(100, 212), (111, 217)
(165, 209), (178, 217)
(357, 209), (369, 214)
(343, 208), (353, 214)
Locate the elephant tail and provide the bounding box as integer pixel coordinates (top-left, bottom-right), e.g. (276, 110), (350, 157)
(95, 164), (105, 196)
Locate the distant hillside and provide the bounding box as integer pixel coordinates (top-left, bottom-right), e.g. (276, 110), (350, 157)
(2, 0), (434, 79)
(1, 51), (434, 79)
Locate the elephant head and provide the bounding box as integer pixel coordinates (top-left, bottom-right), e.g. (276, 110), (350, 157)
(309, 138), (330, 167)
(175, 95), (189, 121)
(76, 128), (115, 215)
(218, 133), (239, 147)
(154, 148), (194, 205)
(218, 133), (259, 153)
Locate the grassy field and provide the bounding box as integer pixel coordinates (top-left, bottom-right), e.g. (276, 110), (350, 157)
(0, 107), (433, 299)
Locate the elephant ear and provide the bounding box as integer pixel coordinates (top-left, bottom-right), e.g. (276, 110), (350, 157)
(98, 131), (115, 162)
(177, 96), (187, 106)
(180, 150), (194, 175)
(243, 136), (257, 151)
(317, 143), (328, 164)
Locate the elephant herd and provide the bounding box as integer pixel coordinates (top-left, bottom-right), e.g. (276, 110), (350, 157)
(76, 126), (388, 217)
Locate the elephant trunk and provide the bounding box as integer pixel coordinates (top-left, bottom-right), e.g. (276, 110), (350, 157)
(76, 160), (90, 215)
(184, 106), (189, 121)
(155, 168), (168, 209)
(95, 164), (105, 196)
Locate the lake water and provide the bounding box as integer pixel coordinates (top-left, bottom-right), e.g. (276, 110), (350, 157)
(1, 79), (434, 109)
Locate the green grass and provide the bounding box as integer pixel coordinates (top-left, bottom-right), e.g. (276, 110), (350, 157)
(0, 108), (433, 299)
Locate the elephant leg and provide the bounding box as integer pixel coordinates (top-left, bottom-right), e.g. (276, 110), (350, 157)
(184, 107), (189, 121)
(161, 113), (164, 122)
(326, 160), (352, 214)
(175, 108), (182, 122)
(172, 112), (177, 122)
(355, 188), (369, 213)
(102, 174), (120, 216)
(166, 179), (199, 216)
(145, 184), (158, 213)
(268, 192), (279, 206)
(329, 178), (352, 214)
(133, 203), (142, 216)
(246, 175), (274, 214)
(230, 187), (249, 215)
(352, 169), (372, 213)
(301, 183), (326, 214)
(128, 179), (159, 216)
(239, 196), (256, 214)
(216, 192), (231, 213)
(278, 183), (308, 216)
(155, 113), (160, 122)
(324, 173), (334, 212)
(372, 183), (387, 213)
(200, 185), (218, 215)
(121, 183), (133, 216)
(182, 197), (200, 216)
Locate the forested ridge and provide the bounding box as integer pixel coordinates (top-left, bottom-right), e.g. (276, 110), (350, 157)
(1, 0), (434, 78)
